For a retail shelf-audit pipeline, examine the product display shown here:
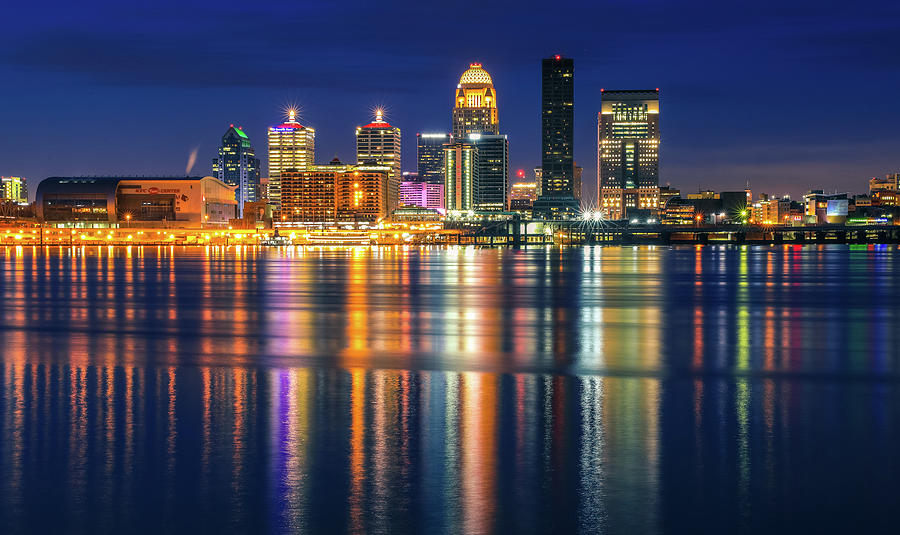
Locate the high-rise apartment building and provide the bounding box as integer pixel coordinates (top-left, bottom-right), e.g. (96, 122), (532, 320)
(468, 133), (509, 211)
(451, 63), (499, 138)
(0, 176), (28, 203)
(337, 164), (392, 222)
(598, 89), (659, 190)
(267, 109), (315, 210)
(280, 158), (351, 223)
(356, 109), (401, 212)
(279, 159), (391, 223)
(213, 125), (260, 215)
(417, 133), (450, 184)
(540, 55), (575, 197)
(444, 141), (478, 212)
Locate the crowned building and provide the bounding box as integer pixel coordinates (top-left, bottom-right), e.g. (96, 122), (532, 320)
(446, 63), (508, 212)
(451, 63), (499, 138)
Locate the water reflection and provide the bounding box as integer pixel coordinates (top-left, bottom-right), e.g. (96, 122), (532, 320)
(0, 245), (898, 533)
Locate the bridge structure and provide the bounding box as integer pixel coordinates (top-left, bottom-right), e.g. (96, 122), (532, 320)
(444, 220), (900, 246)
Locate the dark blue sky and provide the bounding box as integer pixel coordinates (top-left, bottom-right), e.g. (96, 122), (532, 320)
(2, 0), (898, 200)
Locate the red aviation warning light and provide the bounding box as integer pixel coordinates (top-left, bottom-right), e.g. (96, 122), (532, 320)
(517, 169), (525, 178)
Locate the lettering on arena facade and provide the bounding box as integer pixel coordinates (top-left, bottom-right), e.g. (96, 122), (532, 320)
(132, 187), (182, 195)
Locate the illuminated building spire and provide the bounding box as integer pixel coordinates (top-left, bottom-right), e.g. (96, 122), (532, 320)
(451, 62), (499, 138)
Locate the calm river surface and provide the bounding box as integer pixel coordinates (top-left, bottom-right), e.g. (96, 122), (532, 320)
(0, 244), (898, 534)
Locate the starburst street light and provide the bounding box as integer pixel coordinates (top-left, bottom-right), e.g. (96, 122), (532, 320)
(577, 204), (612, 244)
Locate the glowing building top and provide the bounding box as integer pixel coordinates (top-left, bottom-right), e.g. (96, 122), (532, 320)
(459, 63), (494, 86)
(275, 108), (305, 129)
(360, 108), (392, 129)
(452, 63), (499, 138)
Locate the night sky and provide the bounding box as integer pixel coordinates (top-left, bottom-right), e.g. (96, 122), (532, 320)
(2, 0), (898, 201)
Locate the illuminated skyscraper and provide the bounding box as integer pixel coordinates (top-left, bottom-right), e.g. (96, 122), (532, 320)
(444, 141), (478, 212)
(267, 109), (315, 210)
(468, 133), (509, 211)
(451, 63), (499, 138)
(597, 89), (660, 219)
(598, 89), (659, 190)
(356, 109), (401, 212)
(417, 133), (450, 184)
(213, 125), (260, 215)
(541, 55), (575, 196)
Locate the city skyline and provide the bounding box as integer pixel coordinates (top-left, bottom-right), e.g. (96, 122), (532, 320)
(4, 4), (900, 535)
(3, 1), (898, 202)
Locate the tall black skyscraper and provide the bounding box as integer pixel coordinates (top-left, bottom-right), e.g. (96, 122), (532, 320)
(534, 55), (579, 218)
(541, 55), (574, 196)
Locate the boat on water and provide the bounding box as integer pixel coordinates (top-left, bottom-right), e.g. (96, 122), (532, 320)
(258, 229), (375, 246)
(259, 230), (292, 246)
(304, 230), (372, 246)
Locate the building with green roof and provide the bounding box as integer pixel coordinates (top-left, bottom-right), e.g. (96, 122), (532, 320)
(213, 125), (260, 215)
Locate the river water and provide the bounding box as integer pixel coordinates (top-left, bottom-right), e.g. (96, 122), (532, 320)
(0, 244), (898, 534)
